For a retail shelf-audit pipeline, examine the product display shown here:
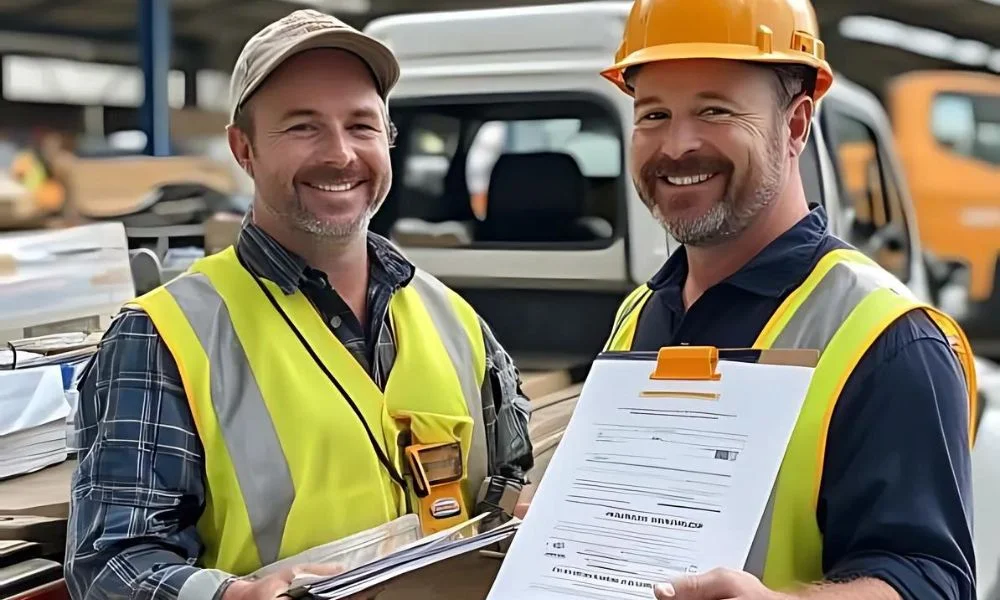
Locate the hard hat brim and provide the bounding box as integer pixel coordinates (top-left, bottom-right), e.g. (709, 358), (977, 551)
(601, 42), (833, 101)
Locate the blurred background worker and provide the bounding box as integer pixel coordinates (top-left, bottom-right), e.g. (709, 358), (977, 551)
(61, 10), (533, 600)
(601, 0), (979, 599)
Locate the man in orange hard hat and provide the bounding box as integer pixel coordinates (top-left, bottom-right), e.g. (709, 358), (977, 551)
(601, 0), (978, 600)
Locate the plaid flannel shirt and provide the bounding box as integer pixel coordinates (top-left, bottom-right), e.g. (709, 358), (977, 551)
(64, 221), (534, 600)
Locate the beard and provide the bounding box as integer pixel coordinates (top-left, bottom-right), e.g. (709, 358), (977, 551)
(280, 196), (378, 239)
(257, 161), (389, 243)
(634, 124), (786, 247)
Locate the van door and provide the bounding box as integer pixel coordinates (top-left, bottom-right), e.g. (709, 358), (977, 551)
(819, 94), (929, 301)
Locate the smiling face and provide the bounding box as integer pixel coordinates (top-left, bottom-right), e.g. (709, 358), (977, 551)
(629, 59), (794, 247)
(228, 48), (392, 242)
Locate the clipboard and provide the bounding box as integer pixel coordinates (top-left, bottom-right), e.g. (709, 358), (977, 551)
(485, 345), (819, 600)
(599, 345), (819, 380)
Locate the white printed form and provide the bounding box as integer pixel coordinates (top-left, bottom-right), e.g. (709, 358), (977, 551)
(487, 354), (814, 600)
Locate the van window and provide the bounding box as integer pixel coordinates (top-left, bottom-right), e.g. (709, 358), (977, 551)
(931, 92), (1000, 165)
(401, 114), (461, 200)
(378, 96), (622, 249)
(828, 110), (912, 282)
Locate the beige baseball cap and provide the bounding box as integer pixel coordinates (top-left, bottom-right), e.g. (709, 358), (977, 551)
(228, 9), (400, 123)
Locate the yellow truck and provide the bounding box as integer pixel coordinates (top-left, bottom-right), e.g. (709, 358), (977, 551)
(839, 70), (1000, 355)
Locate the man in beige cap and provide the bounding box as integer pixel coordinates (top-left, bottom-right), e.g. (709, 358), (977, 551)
(64, 10), (534, 600)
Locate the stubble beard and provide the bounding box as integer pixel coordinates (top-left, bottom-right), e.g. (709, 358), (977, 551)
(639, 126), (786, 248)
(258, 183), (386, 245)
(289, 195), (380, 241)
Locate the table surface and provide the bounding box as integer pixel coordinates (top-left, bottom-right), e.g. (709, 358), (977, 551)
(0, 460), (75, 518)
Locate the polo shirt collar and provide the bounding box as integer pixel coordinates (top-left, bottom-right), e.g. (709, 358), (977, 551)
(235, 209), (415, 295)
(648, 204), (832, 299)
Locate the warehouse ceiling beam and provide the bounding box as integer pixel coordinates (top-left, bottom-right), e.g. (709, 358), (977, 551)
(0, 18), (201, 69)
(0, 0), (993, 110)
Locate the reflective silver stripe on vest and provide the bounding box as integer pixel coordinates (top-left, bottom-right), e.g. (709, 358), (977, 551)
(770, 260), (914, 352)
(408, 269), (488, 494)
(743, 258), (914, 578)
(165, 273), (294, 567)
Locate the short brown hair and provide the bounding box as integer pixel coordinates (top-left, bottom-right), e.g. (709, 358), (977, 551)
(232, 103), (254, 142)
(767, 63), (817, 108)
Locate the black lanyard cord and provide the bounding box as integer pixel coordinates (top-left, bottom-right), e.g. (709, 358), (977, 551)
(239, 259), (409, 493)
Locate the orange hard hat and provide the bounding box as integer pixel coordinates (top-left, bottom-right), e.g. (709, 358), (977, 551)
(601, 0), (834, 101)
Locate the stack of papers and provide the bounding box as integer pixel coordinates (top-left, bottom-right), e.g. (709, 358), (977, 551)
(286, 514), (521, 599)
(1, 346), (96, 370)
(1, 332), (100, 370)
(0, 223), (134, 348)
(0, 367), (70, 480)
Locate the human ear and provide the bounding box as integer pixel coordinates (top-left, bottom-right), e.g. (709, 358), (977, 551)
(786, 95), (814, 158)
(227, 124), (255, 177)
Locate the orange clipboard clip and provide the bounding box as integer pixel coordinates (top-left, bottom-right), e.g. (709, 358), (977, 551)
(650, 346), (722, 381)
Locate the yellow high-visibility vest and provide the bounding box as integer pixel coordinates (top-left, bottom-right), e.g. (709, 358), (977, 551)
(130, 246), (488, 576)
(603, 247), (977, 590)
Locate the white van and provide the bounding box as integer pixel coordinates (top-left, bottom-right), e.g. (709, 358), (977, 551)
(365, 3), (933, 366)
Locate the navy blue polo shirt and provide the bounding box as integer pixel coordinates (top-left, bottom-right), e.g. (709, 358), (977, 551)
(631, 206), (975, 600)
